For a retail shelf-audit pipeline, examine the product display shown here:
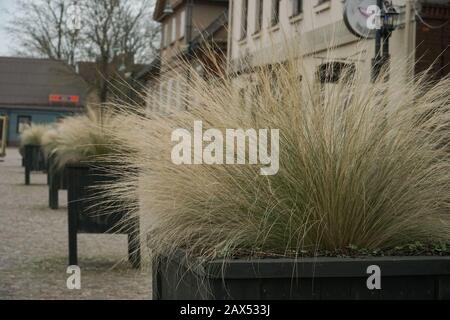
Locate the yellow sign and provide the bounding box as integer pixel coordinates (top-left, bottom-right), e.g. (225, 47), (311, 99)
(0, 116), (7, 157)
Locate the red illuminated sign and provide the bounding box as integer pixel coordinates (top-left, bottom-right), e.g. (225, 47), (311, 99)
(49, 94), (80, 103)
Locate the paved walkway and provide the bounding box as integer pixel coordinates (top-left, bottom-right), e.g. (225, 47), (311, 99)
(0, 148), (151, 299)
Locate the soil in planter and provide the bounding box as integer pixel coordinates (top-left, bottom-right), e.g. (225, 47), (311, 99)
(201, 242), (450, 260)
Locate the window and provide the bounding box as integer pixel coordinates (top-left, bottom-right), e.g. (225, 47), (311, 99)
(240, 0), (248, 39)
(254, 0), (263, 33)
(159, 82), (166, 110)
(167, 79), (174, 107)
(239, 88), (246, 108)
(175, 80), (184, 110)
(317, 62), (356, 84)
(292, 0), (303, 16)
(314, 0), (331, 13)
(17, 116), (31, 134)
(179, 10), (186, 38)
(163, 23), (169, 47)
(0, 116), (5, 141)
(173, 80), (179, 110)
(171, 17), (177, 43)
(271, 0), (281, 27)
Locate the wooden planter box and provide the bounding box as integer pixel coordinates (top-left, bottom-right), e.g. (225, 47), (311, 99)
(24, 144), (46, 185)
(67, 163), (141, 268)
(153, 250), (450, 300)
(48, 154), (68, 209)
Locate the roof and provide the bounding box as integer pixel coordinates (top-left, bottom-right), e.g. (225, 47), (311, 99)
(154, 0), (182, 22)
(75, 61), (99, 87)
(133, 58), (161, 81)
(189, 9), (228, 52)
(0, 57), (87, 108)
(154, 0), (229, 21)
(76, 57), (149, 85)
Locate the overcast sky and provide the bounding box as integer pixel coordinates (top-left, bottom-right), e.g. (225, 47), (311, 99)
(0, 0), (18, 56)
(0, 0), (155, 57)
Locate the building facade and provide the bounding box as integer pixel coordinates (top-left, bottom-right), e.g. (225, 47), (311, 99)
(152, 0), (229, 113)
(227, 0), (449, 87)
(132, 58), (161, 109)
(0, 57), (88, 146)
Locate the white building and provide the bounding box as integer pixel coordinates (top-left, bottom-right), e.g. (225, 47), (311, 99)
(151, 0), (229, 113)
(227, 0), (449, 86)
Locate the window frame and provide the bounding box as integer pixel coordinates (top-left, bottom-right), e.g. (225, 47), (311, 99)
(254, 0), (264, 34)
(314, 0), (331, 13)
(291, 0), (303, 17)
(240, 0), (248, 40)
(163, 22), (169, 48)
(17, 115), (31, 134)
(171, 16), (177, 44)
(271, 0), (281, 27)
(317, 62), (356, 84)
(179, 9), (186, 39)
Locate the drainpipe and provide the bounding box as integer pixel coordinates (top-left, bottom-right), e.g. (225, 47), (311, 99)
(186, 0), (194, 43)
(371, 0), (384, 82)
(404, 0), (414, 80)
(226, 0), (233, 74)
(184, 0), (194, 111)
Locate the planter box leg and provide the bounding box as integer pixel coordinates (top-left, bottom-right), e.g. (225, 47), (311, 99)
(128, 219), (141, 269)
(68, 226), (78, 266)
(152, 257), (161, 300)
(25, 167), (30, 185)
(24, 146), (33, 185)
(47, 164), (50, 185)
(68, 205), (78, 266)
(49, 185), (58, 209)
(49, 169), (59, 209)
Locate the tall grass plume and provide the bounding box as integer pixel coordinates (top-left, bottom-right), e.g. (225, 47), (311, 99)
(104, 47), (450, 261)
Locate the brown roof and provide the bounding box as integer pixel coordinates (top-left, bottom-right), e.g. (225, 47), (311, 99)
(154, 0), (229, 21)
(76, 56), (148, 86)
(0, 57), (87, 108)
(133, 58), (161, 81)
(154, 0), (181, 22)
(75, 61), (99, 87)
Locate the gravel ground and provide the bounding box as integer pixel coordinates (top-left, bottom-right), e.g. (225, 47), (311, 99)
(0, 148), (151, 299)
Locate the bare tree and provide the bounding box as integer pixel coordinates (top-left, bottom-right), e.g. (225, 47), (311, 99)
(80, 0), (159, 102)
(8, 0), (80, 65)
(8, 0), (160, 102)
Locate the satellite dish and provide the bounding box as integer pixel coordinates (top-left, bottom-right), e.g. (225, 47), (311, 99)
(343, 0), (379, 39)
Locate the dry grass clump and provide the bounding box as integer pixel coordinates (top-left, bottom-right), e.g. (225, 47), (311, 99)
(41, 127), (59, 159)
(108, 52), (450, 260)
(50, 107), (125, 167)
(19, 123), (52, 148)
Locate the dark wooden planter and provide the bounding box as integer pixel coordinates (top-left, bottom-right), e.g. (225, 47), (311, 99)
(48, 154), (68, 209)
(24, 144), (46, 185)
(153, 250), (450, 300)
(67, 163), (141, 268)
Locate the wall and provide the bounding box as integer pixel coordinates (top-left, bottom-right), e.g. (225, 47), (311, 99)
(0, 107), (76, 146)
(160, 2), (188, 64)
(228, 0), (415, 85)
(156, 0), (229, 114)
(192, 2), (229, 39)
(415, 4), (450, 80)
